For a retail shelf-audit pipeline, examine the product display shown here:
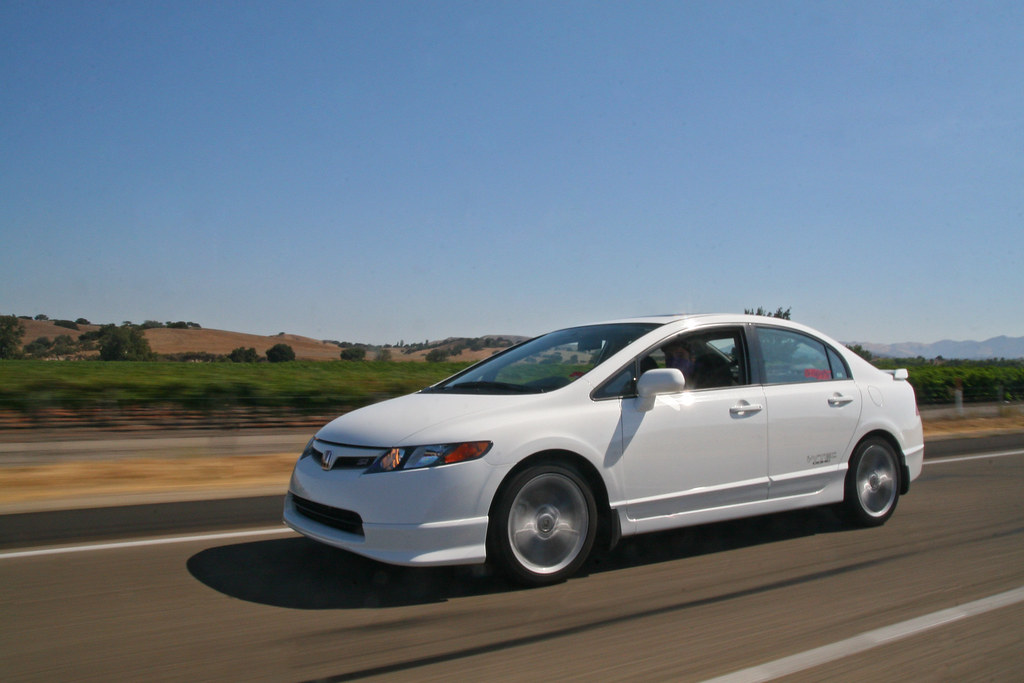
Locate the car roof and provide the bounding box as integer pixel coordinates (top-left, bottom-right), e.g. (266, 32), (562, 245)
(585, 313), (841, 342)
(590, 313), (765, 326)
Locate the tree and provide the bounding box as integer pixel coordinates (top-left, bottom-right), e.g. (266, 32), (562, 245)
(846, 344), (874, 361)
(340, 347), (366, 361)
(425, 348), (449, 362)
(77, 328), (103, 349)
(25, 335), (74, 359)
(0, 315), (26, 359)
(375, 348), (392, 362)
(52, 335), (75, 358)
(99, 325), (155, 361)
(745, 306), (791, 320)
(229, 347), (260, 363)
(266, 343), (296, 363)
(25, 336), (54, 358)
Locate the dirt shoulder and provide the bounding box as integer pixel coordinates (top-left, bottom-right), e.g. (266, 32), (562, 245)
(921, 414), (1024, 439)
(1, 414), (1022, 514)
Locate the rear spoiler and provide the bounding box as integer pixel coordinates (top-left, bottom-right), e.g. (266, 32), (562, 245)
(881, 368), (909, 381)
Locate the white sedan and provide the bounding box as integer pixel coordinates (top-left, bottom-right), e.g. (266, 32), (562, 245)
(284, 314), (923, 585)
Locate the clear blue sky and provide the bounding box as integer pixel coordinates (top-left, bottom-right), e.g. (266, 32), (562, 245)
(2, 1), (1021, 345)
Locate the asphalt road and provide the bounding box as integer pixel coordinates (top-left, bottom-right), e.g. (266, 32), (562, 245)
(1, 435), (1022, 681)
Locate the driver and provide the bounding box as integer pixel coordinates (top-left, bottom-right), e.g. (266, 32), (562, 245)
(663, 338), (696, 378)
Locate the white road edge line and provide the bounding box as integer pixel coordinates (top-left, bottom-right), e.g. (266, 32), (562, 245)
(925, 449), (1024, 465)
(702, 586), (1024, 683)
(0, 526), (295, 560)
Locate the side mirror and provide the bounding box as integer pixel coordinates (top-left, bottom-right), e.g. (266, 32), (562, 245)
(637, 368), (686, 399)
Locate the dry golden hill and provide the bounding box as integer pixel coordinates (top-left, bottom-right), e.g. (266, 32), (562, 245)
(145, 327), (343, 360)
(12, 318), (509, 362)
(16, 318), (101, 344)
(14, 318), (343, 361)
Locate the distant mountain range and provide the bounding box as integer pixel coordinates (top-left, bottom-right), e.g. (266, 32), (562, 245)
(849, 336), (1024, 360)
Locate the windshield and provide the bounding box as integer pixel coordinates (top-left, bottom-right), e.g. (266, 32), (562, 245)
(427, 323), (660, 394)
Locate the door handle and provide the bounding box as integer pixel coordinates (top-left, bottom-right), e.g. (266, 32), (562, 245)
(730, 402), (763, 415)
(828, 394), (854, 407)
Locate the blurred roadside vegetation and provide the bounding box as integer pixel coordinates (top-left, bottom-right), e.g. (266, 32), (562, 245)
(0, 361), (469, 414)
(874, 362), (1024, 405)
(2, 359), (1022, 415)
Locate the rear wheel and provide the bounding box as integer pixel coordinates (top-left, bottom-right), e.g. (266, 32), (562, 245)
(490, 463), (597, 586)
(842, 437), (900, 526)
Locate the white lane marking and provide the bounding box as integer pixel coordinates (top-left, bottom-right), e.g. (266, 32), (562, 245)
(702, 586), (1024, 683)
(925, 449), (1024, 465)
(0, 527), (295, 560)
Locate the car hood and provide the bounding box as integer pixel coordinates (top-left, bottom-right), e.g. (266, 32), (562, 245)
(315, 391), (540, 447)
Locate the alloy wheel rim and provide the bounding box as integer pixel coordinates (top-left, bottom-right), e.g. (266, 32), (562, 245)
(857, 445), (897, 516)
(508, 473), (588, 575)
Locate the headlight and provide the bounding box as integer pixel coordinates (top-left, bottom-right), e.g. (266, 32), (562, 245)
(366, 441), (492, 473)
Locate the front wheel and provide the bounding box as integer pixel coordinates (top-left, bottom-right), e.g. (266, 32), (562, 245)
(490, 463), (597, 586)
(842, 437), (901, 526)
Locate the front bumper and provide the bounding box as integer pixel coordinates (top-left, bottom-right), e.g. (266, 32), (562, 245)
(284, 492), (488, 566)
(283, 449), (497, 566)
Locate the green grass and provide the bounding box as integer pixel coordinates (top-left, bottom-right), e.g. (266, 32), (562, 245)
(0, 360), (470, 413)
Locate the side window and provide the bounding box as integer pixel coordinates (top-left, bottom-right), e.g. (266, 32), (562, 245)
(645, 328), (748, 390)
(759, 328), (837, 384)
(592, 327), (749, 399)
(827, 347), (851, 380)
(592, 362), (637, 400)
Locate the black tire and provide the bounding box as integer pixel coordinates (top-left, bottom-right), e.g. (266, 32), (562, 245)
(842, 437), (901, 527)
(489, 463), (598, 586)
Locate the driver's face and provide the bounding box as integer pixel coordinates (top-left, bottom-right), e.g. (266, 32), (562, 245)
(665, 343), (690, 357)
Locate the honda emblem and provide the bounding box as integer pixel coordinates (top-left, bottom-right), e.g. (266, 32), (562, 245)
(321, 449), (337, 470)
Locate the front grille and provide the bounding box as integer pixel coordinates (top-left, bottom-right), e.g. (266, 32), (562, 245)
(311, 446), (378, 470)
(292, 495), (364, 536)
